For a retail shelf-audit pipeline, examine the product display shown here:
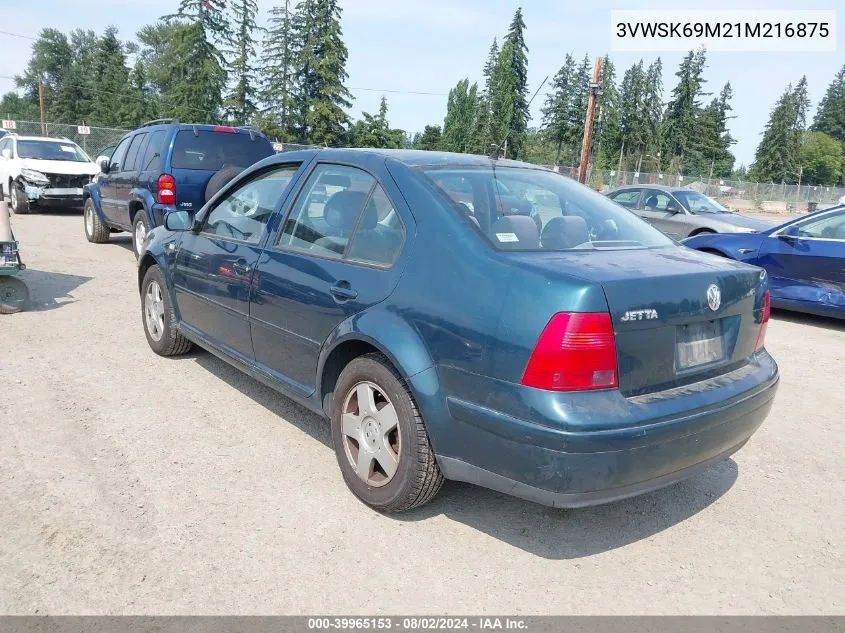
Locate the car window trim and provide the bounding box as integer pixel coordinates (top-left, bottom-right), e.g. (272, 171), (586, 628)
(267, 159), (406, 271)
(770, 208), (845, 239)
(109, 135), (132, 172)
(198, 162), (304, 247)
(123, 132), (148, 173)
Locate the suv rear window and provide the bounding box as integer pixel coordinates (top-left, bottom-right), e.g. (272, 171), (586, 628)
(171, 130), (273, 171)
(422, 167), (672, 251)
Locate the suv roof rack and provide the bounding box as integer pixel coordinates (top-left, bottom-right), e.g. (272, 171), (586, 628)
(140, 118), (178, 128)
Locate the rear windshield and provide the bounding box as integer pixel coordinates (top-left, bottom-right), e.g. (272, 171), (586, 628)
(17, 140), (90, 162)
(171, 130), (273, 171)
(422, 167), (673, 251)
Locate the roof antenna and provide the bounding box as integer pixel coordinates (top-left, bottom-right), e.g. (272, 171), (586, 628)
(490, 75), (548, 160)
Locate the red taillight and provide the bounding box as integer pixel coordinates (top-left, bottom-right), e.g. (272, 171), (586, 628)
(521, 312), (619, 391)
(157, 174), (176, 205)
(212, 125), (236, 133)
(755, 291), (771, 351)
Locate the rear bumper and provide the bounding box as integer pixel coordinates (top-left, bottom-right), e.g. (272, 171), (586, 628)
(429, 352), (778, 507)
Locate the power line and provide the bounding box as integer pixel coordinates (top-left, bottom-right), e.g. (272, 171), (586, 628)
(0, 30), (37, 40)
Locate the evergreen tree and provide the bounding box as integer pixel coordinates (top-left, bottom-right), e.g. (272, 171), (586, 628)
(564, 54), (592, 165)
(690, 82), (735, 177)
(442, 79), (479, 154)
(16, 28), (73, 114)
(414, 125), (443, 151)
(812, 65), (845, 142)
(123, 61), (158, 126)
(52, 30), (100, 123)
(662, 48), (708, 173)
(225, 0), (260, 125)
(472, 38), (498, 154)
(90, 27), (132, 127)
(594, 54), (620, 169)
(643, 58), (663, 158)
(493, 8), (529, 159)
(618, 60), (648, 169)
(260, 0), (298, 139)
(540, 54), (577, 166)
(750, 86), (799, 183)
(298, 0), (353, 146)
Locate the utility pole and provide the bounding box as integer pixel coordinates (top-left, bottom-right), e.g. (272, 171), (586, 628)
(38, 80), (46, 135)
(577, 56), (603, 184)
(616, 139), (624, 185)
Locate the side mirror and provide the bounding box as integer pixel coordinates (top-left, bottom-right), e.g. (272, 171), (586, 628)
(1, 148), (11, 159)
(164, 210), (192, 231)
(779, 224), (800, 240)
(666, 202), (681, 213)
(97, 156), (110, 173)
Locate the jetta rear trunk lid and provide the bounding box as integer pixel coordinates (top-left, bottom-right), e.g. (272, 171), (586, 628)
(509, 246), (768, 396)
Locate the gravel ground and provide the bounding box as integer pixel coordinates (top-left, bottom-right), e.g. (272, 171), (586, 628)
(1, 209), (844, 615)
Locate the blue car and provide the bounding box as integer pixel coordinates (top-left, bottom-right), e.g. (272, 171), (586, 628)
(83, 119), (274, 257)
(137, 149), (779, 512)
(684, 204), (845, 319)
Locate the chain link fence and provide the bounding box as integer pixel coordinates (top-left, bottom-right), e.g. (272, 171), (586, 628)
(3, 120), (130, 158)
(550, 165), (845, 211)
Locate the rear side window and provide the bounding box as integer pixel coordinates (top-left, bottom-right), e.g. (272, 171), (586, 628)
(171, 130), (273, 171)
(139, 130), (167, 172)
(278, 164), (375, 258)
(609, 190), (641, 208)
(345, 185), (405, 267)
(123, 133), (147, 172)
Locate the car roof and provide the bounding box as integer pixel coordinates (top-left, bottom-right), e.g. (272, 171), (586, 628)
(263, 147), (547, 170)
(612, 184), (691, 193)
(11, 135), (79, 143)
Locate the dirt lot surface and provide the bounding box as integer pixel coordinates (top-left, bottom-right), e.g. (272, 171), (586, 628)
(2, 210), (844, 615)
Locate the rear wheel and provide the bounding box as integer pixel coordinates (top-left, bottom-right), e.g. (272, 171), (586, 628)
(84, 199), (110, 243)
(331, 353), (443, 513)
(0, 277), (29, 314)
(132, 212), (150, 258)
(9, 182), (30, 215)
(141, 265), (193, 356)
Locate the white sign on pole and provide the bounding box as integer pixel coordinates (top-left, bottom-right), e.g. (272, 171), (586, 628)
(77, 125), (91, 135)
(272, 142), (284, 152)
(2, 120), (16, 130)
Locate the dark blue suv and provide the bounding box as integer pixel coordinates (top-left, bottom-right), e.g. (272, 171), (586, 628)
(137, 149), (778, 513)
(83, 119), (274, 256)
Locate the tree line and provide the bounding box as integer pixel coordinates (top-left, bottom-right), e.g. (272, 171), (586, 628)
(1, 2), (843, 185)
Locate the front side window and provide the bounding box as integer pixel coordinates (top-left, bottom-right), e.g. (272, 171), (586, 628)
(642, 191), (674, 211)
(202, 165), (300, 244)
(422, 167), (672, 251)
(16, 140), (90, 162)
(278, 164), (376, 258)
(109, 136), (132, 172)
(674, 190), (730, 215)
(794, 209), (845, 240)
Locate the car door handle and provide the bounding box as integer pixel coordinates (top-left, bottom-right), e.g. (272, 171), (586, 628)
(329, 283), (358, 301)
(232, 259), (252, 275)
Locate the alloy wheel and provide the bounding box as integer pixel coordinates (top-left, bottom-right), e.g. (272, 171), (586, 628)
(340, 381), (401, 487)
(135, 219), (147, 253)
(144, 280), (165, 342)
(85, 205), (94, 236)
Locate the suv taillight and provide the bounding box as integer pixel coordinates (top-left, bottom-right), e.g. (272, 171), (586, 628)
(521, 312), (618, 391)
(157, 174), (176, 205)
(755, 291), (771, 351)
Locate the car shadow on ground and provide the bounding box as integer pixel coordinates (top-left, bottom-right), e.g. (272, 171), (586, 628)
(15, 268), (92, 312)
(771, 309), (845, 332)
(192, 351), (738, 559)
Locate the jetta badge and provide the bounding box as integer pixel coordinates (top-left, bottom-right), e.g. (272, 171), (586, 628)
(707, 284), (721, 311)
(621, 309), (658, 322)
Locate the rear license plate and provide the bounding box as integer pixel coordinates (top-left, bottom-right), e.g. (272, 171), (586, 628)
(45, 187), (84, 196)
(676, 321), (725, 370)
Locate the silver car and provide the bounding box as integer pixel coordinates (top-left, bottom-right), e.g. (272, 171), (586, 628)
(606, 185), (773, 239)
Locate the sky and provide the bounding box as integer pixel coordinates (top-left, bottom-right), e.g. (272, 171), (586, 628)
(0, 0), (842, 167)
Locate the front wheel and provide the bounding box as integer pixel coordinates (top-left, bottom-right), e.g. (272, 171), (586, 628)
(140, 265), (193, 356)
(0, 277), (30, 314)
(331, 353), (444, 513)
(9, 182), (30, 215)
(84, 199), (110, 243)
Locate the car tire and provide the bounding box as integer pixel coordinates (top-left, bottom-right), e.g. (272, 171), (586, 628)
(9, 181), (31, 215)
(83, 198), (110, 244)
(141, 264), (193, 357)
(331, 352), (444, 513)
(205, 165), (243, 203)
(132, 212), (151, 258)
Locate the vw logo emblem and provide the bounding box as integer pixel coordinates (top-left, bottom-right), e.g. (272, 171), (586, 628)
(707, 284), (721, 311)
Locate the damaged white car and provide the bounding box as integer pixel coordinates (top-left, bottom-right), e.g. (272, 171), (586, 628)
(0, 135), (99, 214)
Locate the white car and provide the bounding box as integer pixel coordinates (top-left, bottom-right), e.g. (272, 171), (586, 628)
(0, 134), (99, 214)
